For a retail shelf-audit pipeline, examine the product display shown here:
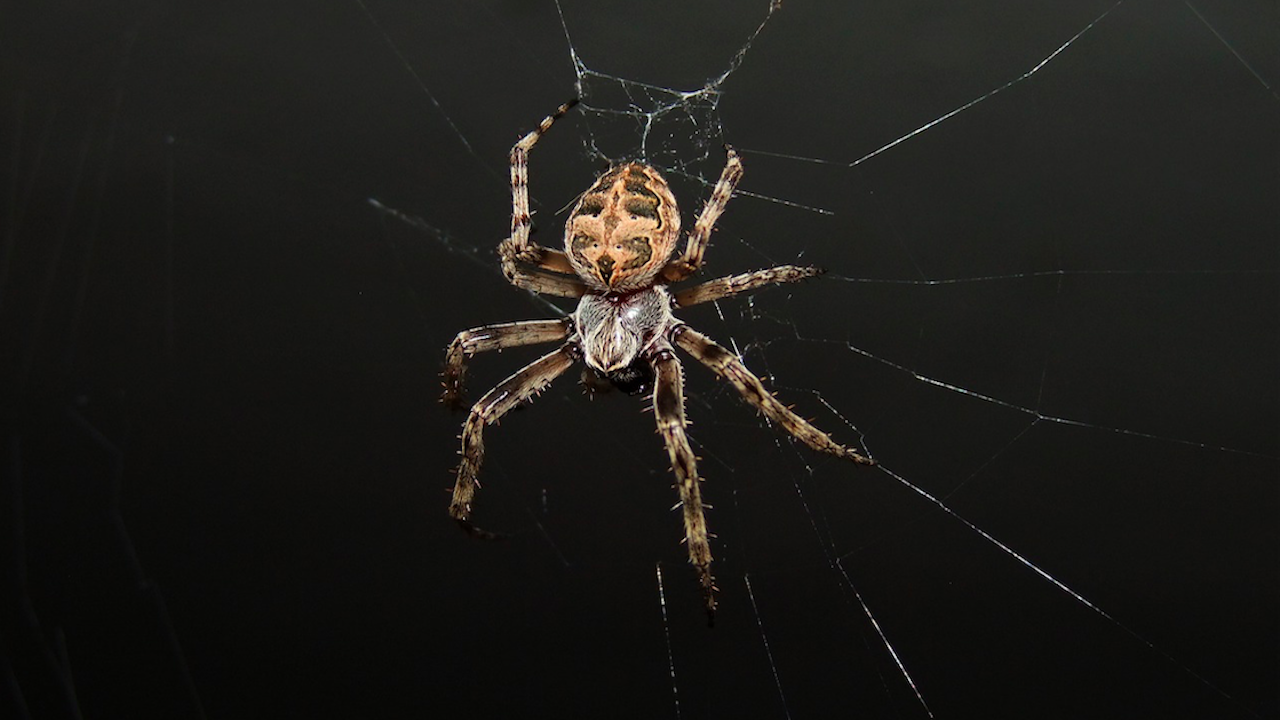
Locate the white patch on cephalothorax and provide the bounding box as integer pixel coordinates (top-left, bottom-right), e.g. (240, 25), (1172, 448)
(574, 287), (677, 373)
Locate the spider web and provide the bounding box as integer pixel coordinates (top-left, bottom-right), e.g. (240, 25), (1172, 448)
(1, 0), (1275, 718)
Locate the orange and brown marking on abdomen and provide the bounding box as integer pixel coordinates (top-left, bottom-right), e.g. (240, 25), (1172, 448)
(564, 162), (681, 291)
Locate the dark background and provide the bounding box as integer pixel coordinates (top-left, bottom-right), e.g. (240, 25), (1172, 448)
(2, 1), (1276, 718)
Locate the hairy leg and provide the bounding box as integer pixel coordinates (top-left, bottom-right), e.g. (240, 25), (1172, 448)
(442, 319), (572, 409)
(651, 346), (717, 623)
(662, 146), (744, 282)
(673, 326), (875, 465)
(673, 265), (823, 308)
(500, 263), (587, 299)
(501, 99), (581, 287)
(451, 344), (578, 537)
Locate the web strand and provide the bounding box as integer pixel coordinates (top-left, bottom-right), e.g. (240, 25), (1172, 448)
(765, 433), (933, 715)
(654, 564), (682, 720)
(823, 337), (1275, 459)
(553, 0), (780, 174)
(869, 462), (1260, 715)
(350, 0), (501, 181)
(1182, 1), (1278, 99)
(834, 560), (934, 718)
(736, 2), (1126, 170)
(743, 574), (793, 720)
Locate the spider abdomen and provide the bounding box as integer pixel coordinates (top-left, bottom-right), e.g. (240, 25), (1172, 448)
(574, 287), (676, 375)
(563, 163), (681, 291)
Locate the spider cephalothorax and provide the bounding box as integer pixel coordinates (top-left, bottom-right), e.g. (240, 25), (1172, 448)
(575, 287), (675, 377)
(442, 99), (875, 624)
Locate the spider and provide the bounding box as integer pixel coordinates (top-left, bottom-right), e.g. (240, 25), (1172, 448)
(442, 99), (875, 622)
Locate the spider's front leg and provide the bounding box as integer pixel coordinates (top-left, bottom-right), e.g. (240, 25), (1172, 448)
(451, 343), (578, 538)
(650, 344), (718, 624)
(673, 326), (875, 465)
(442, 318), (572, 410)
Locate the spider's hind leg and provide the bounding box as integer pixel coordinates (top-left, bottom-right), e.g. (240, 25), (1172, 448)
(673, 265), (824, 309)
(661, 146), (744, 283)
(502, 99), (581, 287)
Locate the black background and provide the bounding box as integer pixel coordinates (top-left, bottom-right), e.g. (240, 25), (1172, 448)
(2, 1), (1276, 718)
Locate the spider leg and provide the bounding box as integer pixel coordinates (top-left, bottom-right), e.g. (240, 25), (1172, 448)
(451, 343), (579, 538)
(661, 146), (744, 282)
(650, 345), (718, 624)
(502, 263), (588, 299)
(674, 265), (824, 309)
(442, 318), (573, 410)
(525, 248), (576, 275)
(501, 99), (581, 290)
(673, 326), (875, 465)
